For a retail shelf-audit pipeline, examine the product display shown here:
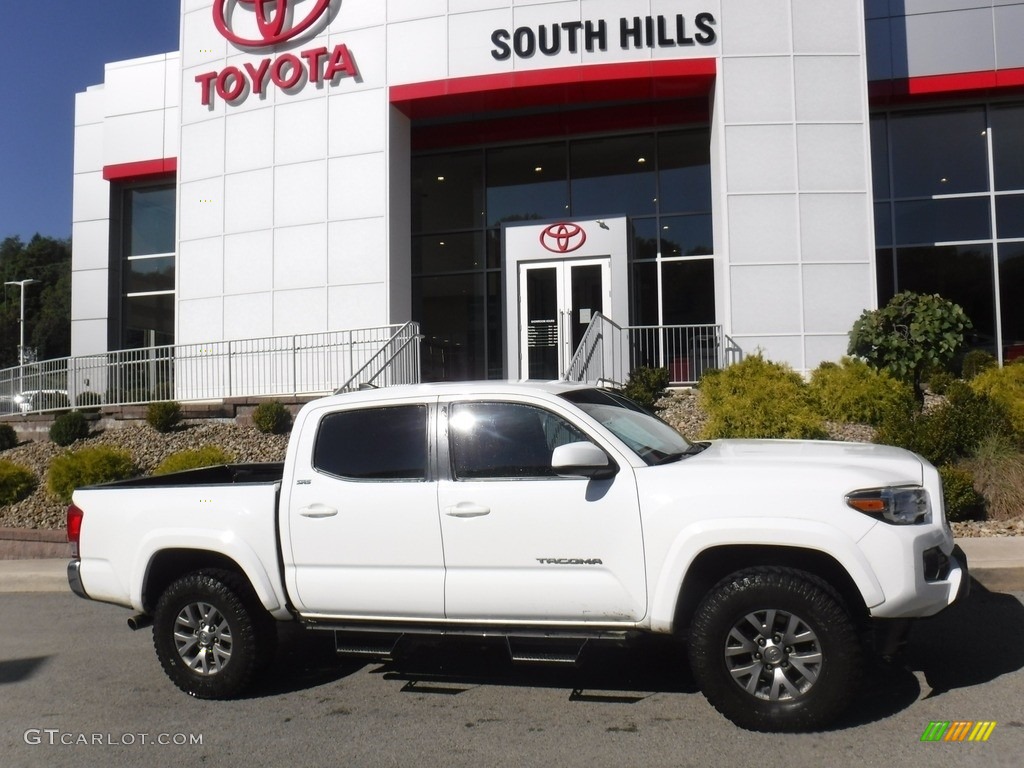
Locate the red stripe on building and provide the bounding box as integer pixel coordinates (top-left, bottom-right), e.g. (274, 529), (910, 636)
(870, 66), (1024, 104)
(102, 158), (178, 182)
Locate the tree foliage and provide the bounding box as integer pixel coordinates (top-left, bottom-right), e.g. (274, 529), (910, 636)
(847, 291), (972, 400)
(0, 235), (72, 367)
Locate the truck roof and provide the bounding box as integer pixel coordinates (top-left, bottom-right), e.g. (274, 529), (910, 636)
(318, 380), (596, 407)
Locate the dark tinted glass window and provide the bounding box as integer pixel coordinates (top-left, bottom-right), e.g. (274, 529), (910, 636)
(449, 401), (586, 480)
(895, 245), (995, 340)
(870, 116), (889, 199)
(124, 294), (175, 348)
(991, 104), (1024, 191)
(129, 186), (176, 256)
(662, 260), (716, 325)
(125, 256), (175, 293)
(570, 134), (657, 217)
(999, 244), (1024, 356)
(412, 151), (484, 232)
(314, 406), (427, 480)
(889, 108), (988, 197)
(996, 194), (1024, 239)
(658, 130), (712, 213)
(486, 142), (568, 226)
(893, 197), (990, 244)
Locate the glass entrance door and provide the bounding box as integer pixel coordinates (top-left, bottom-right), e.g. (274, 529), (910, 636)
(519, 259), (609, 379)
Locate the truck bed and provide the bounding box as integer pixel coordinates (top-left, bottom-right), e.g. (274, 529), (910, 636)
(85, 462), (285, 489)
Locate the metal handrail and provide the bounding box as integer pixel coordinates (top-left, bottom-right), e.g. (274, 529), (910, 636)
(335, 322), (423, 393)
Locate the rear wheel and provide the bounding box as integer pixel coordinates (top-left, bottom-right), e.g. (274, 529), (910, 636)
(153, 569), (275, 699)
(687, 567), (862, 732)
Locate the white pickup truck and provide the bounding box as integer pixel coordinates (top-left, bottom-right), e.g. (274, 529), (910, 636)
(67, 381), (967, 732)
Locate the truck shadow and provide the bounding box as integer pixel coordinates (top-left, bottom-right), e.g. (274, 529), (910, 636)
(249, 579), (1024, 728)
(837, 579), (1024, 728)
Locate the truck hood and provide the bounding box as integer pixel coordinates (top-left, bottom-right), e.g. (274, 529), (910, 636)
(686, 439), (925, 486)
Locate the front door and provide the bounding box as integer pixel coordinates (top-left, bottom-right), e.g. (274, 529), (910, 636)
(519, 259), (610, 379)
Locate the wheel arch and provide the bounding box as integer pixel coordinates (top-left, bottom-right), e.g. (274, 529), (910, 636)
(669, 545), (871, 636)
(142, 549), (260, 615)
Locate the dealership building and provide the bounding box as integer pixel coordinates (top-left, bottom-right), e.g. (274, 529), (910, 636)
(70, 0), (1024, 387)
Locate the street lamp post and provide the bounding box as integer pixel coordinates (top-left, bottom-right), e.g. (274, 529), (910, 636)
(5, 278), (39, 369)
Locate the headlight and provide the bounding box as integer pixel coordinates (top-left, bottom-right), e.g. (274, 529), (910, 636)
(845, 486), (931, 525)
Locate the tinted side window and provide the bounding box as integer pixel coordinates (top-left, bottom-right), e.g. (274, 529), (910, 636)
(449, 402), (587, 480)
(314, 406), (427, 480)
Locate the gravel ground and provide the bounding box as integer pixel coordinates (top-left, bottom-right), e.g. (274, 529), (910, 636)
(1, 392), (1020, 537)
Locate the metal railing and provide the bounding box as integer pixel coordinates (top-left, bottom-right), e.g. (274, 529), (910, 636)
(0, 323), (422, 414)
(564, 313), (740, 387)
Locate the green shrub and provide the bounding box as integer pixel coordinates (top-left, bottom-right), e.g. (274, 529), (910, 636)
(0, 423), (18, 451)
(926, 369), (956, 396)
(75, 391), (103, 409)
(47, 445), (136, 504)
(970, 363), (1024, 437)
(698, 354), (827, 440)
(0, 460), (36, 505)
(252, 400), (293, 435)
(939, 465), (984, 522)
(964, 435), (1024, 522)
(961, 349), (997, 380)
(848, 291), (972, 401)
(875, 383), (1015, 466)
(146, 401), (182, 433)
(621, 367), (670, 411)
(49, 411), (91, 447)
(809, 357), (916, 426)
(154, 446), (234, 476)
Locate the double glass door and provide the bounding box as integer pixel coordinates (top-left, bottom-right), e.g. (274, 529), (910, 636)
(519, 259), (610, 379)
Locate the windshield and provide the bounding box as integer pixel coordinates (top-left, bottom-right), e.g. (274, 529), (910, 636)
(561, 389), (695, 466)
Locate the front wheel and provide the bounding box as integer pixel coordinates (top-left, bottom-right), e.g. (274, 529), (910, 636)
(687, 567), (862, 732)
(153, 569), (275, 699)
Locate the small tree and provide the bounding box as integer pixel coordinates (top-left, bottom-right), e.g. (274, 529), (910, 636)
(848, 291), (972, 402)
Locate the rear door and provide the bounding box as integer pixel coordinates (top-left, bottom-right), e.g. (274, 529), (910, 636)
(283, 398), (445, 618)
(436, 395), (647, 623)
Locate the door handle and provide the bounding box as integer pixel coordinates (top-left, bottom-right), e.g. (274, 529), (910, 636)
(444, 502), (491, 518)
(298, 504), (338, 518)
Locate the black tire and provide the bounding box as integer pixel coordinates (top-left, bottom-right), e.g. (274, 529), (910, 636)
(687, 566), (862, 732)
(153, 569), (276, 699)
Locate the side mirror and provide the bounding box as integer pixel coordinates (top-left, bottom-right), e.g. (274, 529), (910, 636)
(551, 441), (618, 480)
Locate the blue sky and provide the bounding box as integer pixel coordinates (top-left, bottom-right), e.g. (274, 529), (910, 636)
(0, 1), (181, 242)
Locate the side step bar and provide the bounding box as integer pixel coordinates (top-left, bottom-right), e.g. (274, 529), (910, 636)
(334, 631), (403, 660)
(506, 638), (588, 665)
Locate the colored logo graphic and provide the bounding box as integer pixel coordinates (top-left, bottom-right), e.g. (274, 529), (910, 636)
(920, 721), (996, 742)
(213, 0), (332, 47)
(540, 223), (587, 254)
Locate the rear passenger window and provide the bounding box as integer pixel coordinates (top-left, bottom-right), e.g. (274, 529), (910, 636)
(314, 406), (427, 480)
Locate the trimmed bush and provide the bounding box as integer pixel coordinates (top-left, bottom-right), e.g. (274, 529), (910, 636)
(47, 445), (136, 504)
(698, 354), (827, 440)
(926, 369), (956, 396)
(154, 446), (234, 476)
(622, 367), (670, 411)
(0, 460), (36, 505)
(961, 349), (997, 380)
(939, 465), (984, 522)
(0, 423), (18, 451)
(49, 411), (91, 447)
(875, 383), (1015, 466)
(969, 363), (1024, 437)
(252, 400), (292, 435)
(809, 357), (915, 426)
(146, 401), (182, 433)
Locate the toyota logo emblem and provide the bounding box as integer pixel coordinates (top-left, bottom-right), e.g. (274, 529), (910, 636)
(540, 223), (587, 253)
(213, 0), (332, 47)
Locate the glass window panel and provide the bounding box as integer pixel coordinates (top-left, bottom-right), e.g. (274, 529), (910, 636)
(129, 186), (175, 256)
(631, 218), (659, 261)
(895, 245), (995, 342)
(658, 130), (711, 213)
(996, 194), (1024, 240)
(413, 233), (485, 274)
(125, 256), (175, 293)
(876, 248), (895, 306)
(999, 244), (1024, 358)
(314, 406), (427, 480)
(889, 108), (988, 197)
(487, 272), (503, 379)
(631, 262), (659, 327)
(893, 197), (990, 244)
(413, 273), (486, 382)
(124, 293), (175, 348)
(874, 202), (892, 247)
(660, 214), (713, 257)
(870, 115), (890, 199)
(570, 134), (656, 217)
(991, 104), (1024, 192)
(412, 151), (484, 233)
(661, 258), (716, 326)
(486, 143), (568, 227)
